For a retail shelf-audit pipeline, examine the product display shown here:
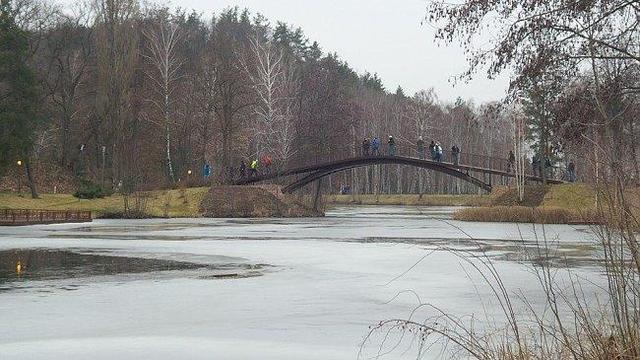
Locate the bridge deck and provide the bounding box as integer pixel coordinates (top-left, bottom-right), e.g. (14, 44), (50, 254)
(235, 155), (563, 186)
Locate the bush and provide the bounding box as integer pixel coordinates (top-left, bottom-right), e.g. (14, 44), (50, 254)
(97, 209), (154, 219)
(453, 205), (602, 224)
(73, 180), (110, 199)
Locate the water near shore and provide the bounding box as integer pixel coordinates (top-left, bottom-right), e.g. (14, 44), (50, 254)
(0, 206), (604, 359)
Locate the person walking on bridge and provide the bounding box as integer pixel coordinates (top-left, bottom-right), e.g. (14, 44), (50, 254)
(387, 136), (397, 156)
(416, 136), (425, 159)
(362, 138), (370, 156)
(507, 150), (515, 172)
(532, 155), (540, 177)
(435, 142), (443, 162)
(545, 157), (553, 178)
(261, 154), (273, 175)
(429, 141), (436, 160)
(567, 161), (576, 182)
(451, 145), (460, 166)
(371, 137), (381, 156)
(249, 159), (258, 178)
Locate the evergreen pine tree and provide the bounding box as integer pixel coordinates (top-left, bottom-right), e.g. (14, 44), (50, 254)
(0, 0), (41, 196)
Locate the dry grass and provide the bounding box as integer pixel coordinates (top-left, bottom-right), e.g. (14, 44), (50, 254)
(453, 205), (601, 224)
(325, 193), (491, 206)
(199, 185), (322, 218)
(0, 187), (209, 218)
(366, 182), (640, 359)
(542, 183), (598, 209)
(490, 185), (550, 206)
(451, 184), (614, 224)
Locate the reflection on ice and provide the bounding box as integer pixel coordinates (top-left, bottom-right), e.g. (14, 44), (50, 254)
(0, 248), (271, 293)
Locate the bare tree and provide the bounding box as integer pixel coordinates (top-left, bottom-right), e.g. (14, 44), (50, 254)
(142, 18), (183, 185)
(240, 30), (283, 157)
(511, 102), (527, 201)
(14, 0), (59, 57)
(93, 0), (139, 188)
(241, 30), (300, 172)
(273, 61), (300, 169)
(40, 4), (93, 167)
(194, 51), (216, 167)
(407, 89), (438, 136)
(211, 17), (252, 183)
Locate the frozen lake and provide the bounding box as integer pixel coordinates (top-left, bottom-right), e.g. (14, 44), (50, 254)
(0, 206), (604, 359)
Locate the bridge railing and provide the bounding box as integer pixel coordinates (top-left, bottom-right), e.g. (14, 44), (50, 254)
(375, 146), (560, 180)
(236, 144), (563, 183)
(376, 146), (514, 173)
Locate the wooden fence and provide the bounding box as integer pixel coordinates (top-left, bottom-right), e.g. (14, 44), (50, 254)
(0, 209), (92, 226)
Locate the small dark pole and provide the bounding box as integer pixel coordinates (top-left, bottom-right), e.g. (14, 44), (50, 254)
(16, 160), (22, 195)
(78, 144), (85, 177)
(313, 178), (323, 212)
(101, 146), (106, 188)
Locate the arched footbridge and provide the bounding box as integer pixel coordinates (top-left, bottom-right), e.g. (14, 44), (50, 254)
(234, 155), (563, 193)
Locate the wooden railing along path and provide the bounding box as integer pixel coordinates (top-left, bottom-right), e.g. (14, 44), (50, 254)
(0, 209), (92, 226)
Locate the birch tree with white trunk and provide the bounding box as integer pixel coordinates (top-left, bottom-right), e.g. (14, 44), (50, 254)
(240, 30), (298, 169)
(408, 89), (438, 137)
(512, 102), (527, 202)
(142, 19), (182, 185)
(272, 60), (299, 169)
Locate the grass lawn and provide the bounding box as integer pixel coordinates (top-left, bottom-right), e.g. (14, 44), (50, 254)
(0, 187), (210, 218)
(454, 184), (640, 224)
(541, 183), (598, 209)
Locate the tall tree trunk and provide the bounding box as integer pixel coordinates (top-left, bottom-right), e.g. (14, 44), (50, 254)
(222, 115), (230, 184)
(61, 114), (71, 167)
(629, 120), (640, 185)
(25, 158), (39, 199)
(165, 115), (175, 184)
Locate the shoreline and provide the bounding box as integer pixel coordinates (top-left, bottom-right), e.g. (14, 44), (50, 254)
(324, 194), (490, 207)
(1, 184), (615, 224)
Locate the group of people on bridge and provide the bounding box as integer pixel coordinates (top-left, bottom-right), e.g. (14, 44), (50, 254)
(361, 136), (395, 156)
(235, 138), (579, 184)
(506, 150), (577, 182)
(239, 154), (273, 179)
(362, 136), (461, 165)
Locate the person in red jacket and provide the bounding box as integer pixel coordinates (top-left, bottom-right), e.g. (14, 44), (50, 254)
(261, 154), (273, 175)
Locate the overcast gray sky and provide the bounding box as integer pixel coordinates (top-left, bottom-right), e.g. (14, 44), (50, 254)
(67, 0), (511, 103)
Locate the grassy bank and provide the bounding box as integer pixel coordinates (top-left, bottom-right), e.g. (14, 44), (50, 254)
(325, 194), (491, 207)
(2, 184), (623, 223)
(0, 187), (209, 218)
(323, 185), (612, 224)
(452, 205), (601, 224)
(452, 184), (636, 224)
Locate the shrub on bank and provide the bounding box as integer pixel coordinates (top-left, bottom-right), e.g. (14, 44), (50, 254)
(452, 206), (601, 224)
(73, 180), (110, 199)
(96, 209), (157, 219)
(200, 185), (324, 218)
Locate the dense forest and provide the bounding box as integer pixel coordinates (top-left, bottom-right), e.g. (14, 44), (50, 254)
(1, 0), (639, 197)
(0, 0), (516, 196)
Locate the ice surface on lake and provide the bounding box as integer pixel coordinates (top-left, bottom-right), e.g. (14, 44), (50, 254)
(0, 206), (603, 359)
